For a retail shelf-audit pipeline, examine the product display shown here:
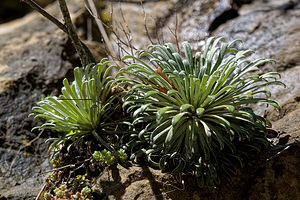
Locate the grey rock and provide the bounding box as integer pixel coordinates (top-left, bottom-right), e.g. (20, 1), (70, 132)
(0, 0), (87, 199)
(94, 0), (300, 199)
(1, 0), (300, 199)
(213, 0), (300, 72)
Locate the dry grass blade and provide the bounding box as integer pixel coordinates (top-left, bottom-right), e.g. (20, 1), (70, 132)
(85, 0), (122, 68)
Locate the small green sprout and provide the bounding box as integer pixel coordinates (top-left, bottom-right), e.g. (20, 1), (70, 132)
(43, 192), (52, 200)
(71, 194), (79, 199)
(60, 184), (67, 191)
(93, 149), (116, 166)
(45, 174), (57, 182)
(93, 148), (128, 166)
(118, 149), (128, 162)
(81, 186), (92, 196)
(54, 188), (64, 198)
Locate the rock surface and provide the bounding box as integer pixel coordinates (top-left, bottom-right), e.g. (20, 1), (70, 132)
(0, 0), (55, 24)
(94, 0), (300, 199)
(0, 0), (98, 199)
(1, 0), (300, 199)
(93, 143), (300, 200)
(107, 0), (181, 55)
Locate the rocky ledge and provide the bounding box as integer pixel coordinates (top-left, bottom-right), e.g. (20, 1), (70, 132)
(0, 0), (299, 199)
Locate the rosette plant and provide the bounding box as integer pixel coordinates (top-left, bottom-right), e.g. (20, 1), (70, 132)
(31, 58), (123, 153)
(119, 37), (284, 186)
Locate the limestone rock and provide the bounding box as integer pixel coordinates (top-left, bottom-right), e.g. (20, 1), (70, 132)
(0, 0), (95, 199)
(213, 0), (300, 72)
(92, 141), (300, 200)
(106, 0), (180, 54)
(252, 65), (300, 114)
(1, 0), (300, 199)
(92, 165), (173, 200)
(93, 0), (300, 199)
(167, 0), (232, 43)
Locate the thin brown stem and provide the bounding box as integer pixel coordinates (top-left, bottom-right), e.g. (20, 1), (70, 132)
(85, 0), (122, 68)
(35, 184), (46, 200)
(103, 0), (162, 3)
(20, 0), (95, 66)
(21, 0), (67, 33)
(42, 158), (91, 174)
(140, 0), (155, 45)
(174, 11), (180, 51)
(119, 6), (135, 61)
(107, 22), (137, 52)
(58, 0), (94, 66)
(167, 11), (180, 51)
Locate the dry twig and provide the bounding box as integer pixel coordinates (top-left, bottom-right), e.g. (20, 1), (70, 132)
(140, 0), (155, 45)
(20, 0), (95, 66)
(35, 184), (46, 200)
(58, 0), (94, 66)
(119, 4), (136, 59)
(85, 0), (122, 68)
(20, 0), (67, 32)
(168, 11), (180, 51)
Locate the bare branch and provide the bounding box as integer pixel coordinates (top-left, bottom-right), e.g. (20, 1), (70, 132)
(85, 0), (122, 68)
(20, 0), (67, 33)
(103, 0), (164, 3)
(21, 0), (96, 66)
(174, 11), (180, 51)
(58, 0), (94, 66)
(168, 11), (180, 51)
(35, 184), (46, 200)
(140, 0), (155, 45)
(119, 4), (135, 58)
(110, 30), (133, 57)
(88, 10), (135, 59)
(100, 1), (139, 60)
(110, 22), (137, 52)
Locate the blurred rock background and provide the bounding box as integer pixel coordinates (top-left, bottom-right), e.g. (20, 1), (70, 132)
(0, 0), (299, 199)
(0, 0), (55, 24)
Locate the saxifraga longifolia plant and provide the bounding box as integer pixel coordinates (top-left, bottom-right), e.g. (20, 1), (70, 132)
(119, 37), (284, 186)
(31, 58), (124, 158)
